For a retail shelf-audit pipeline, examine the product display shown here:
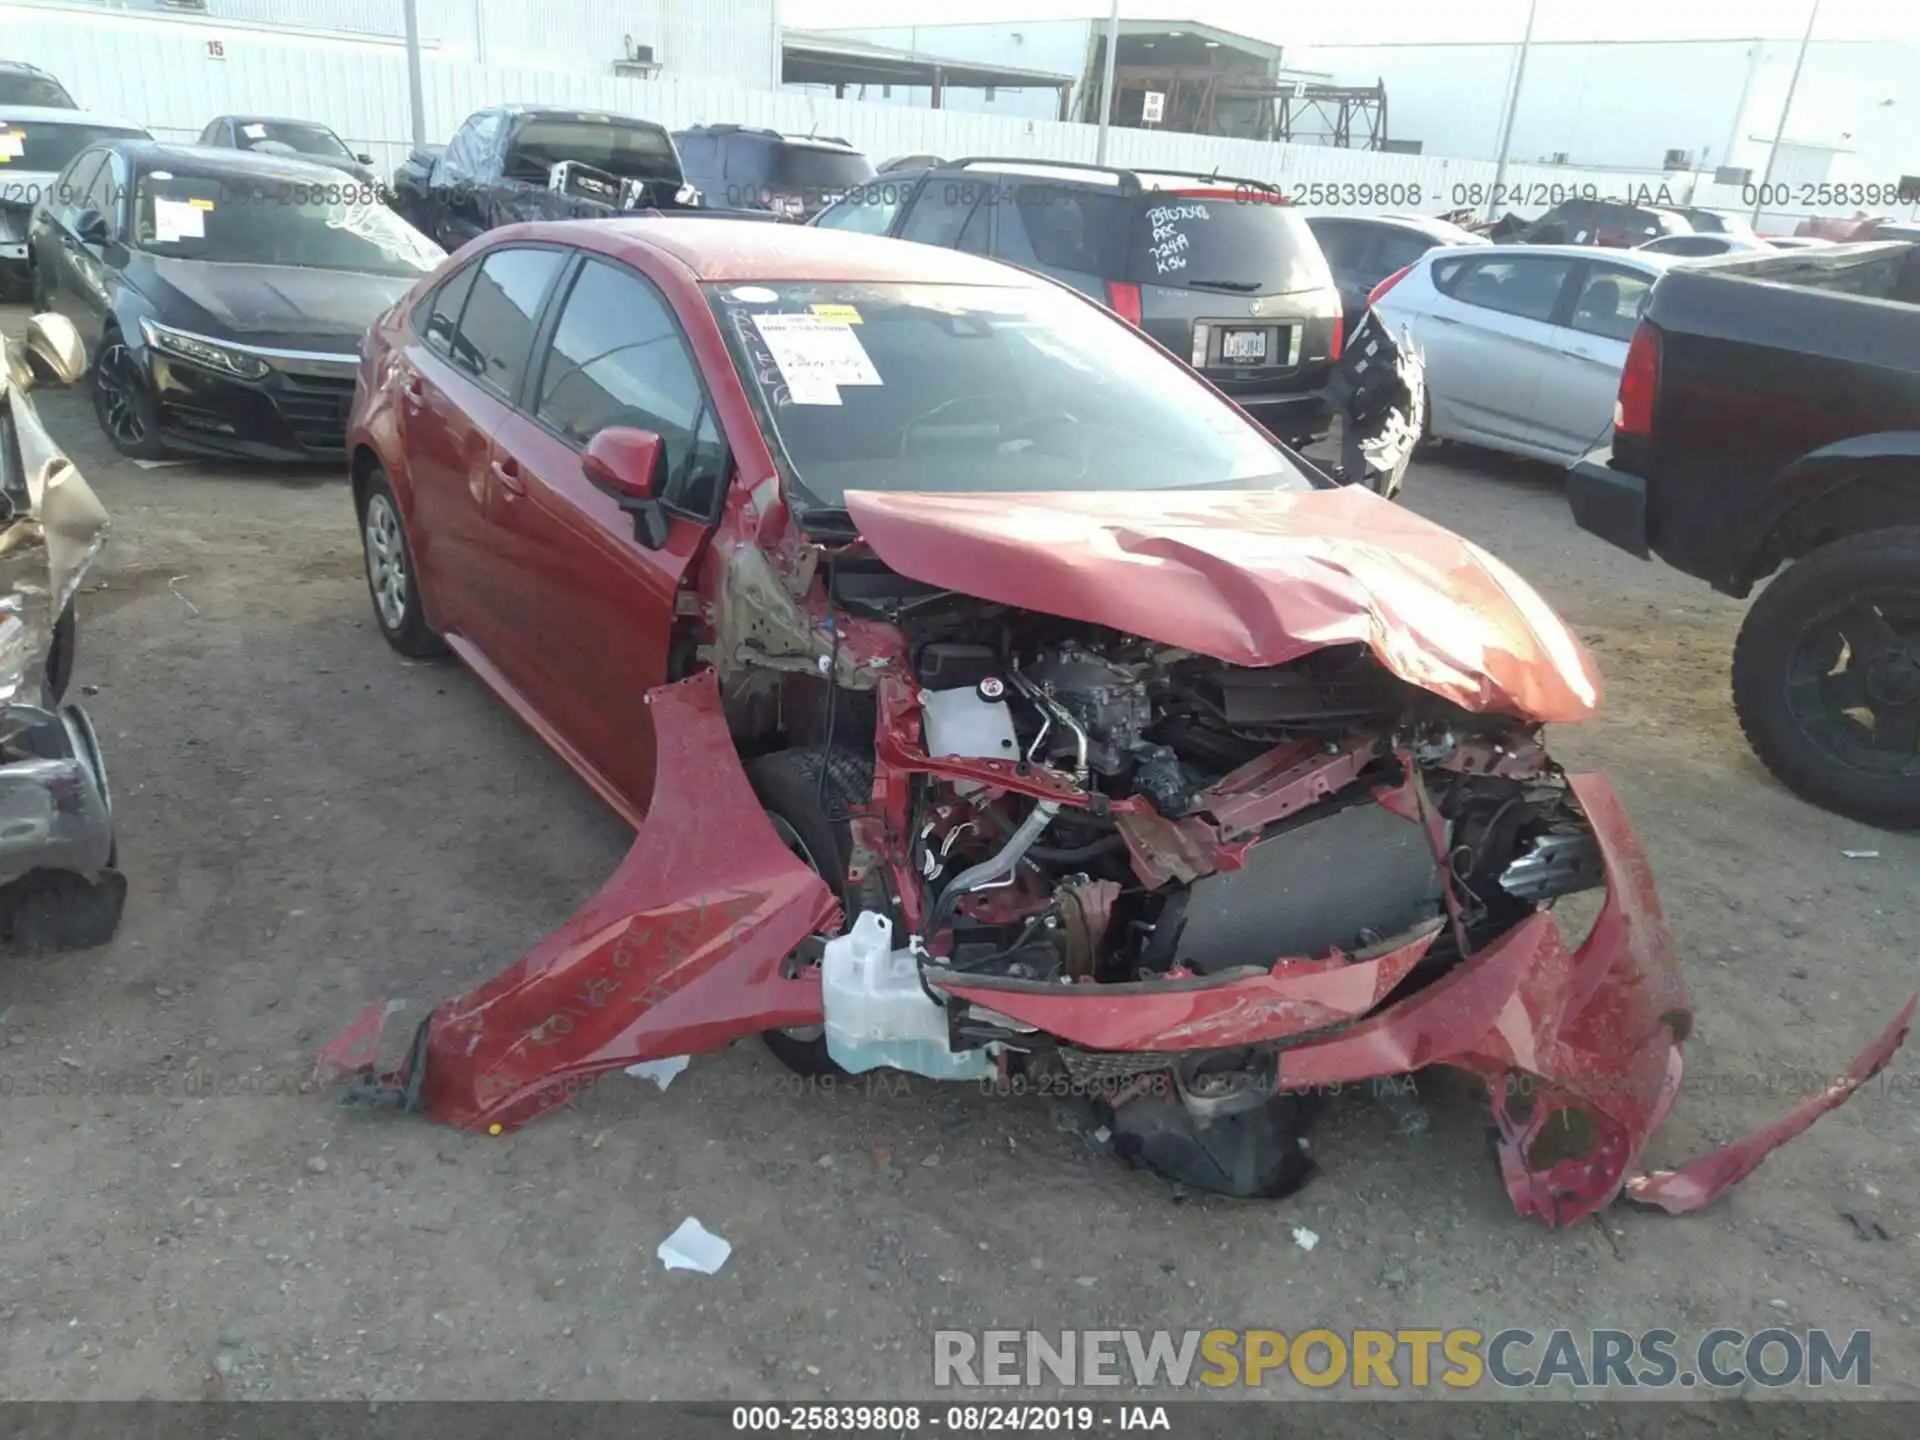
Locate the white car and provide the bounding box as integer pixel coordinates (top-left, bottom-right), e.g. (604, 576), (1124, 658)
(1636, 232), (1773, 257)
(0, 105), (149, 285)
(1367, 242), (1684, 465)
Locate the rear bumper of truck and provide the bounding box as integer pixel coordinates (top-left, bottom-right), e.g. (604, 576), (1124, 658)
(1567, 443), (1650, 560)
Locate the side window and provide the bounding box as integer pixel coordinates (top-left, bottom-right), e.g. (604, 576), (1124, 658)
(1372, 230), (1434, 277)
(1308, 220), (1364, 270)
(56, 151), (104, 221)
(534, 259), (728, 519)
(997, 184), (1127, 275)
(814, 179), (907, 236)
(899, 178), (982, 249)
(421, 261), (479, 356)
(676, 134), (715, 174)
(1567, 265), (1654, 342)
(1447, 256), (1574, 323)
(451, 247), (563, 395)
(82, 155), (121, 233)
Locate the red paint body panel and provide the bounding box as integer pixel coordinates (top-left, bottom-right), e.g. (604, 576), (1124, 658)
(842, 487), (1603, 724)
(1625, 991), (1918, 1215)
(317, 672), (839, 1133)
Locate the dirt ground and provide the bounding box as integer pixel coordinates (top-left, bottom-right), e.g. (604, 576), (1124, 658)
(1, 301), (1916, 1405)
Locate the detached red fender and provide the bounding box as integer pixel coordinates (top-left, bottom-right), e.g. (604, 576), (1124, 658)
(312, 671), (837, 1132)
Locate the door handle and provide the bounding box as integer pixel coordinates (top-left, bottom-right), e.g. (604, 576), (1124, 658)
(490, 457), (527, 497)
(399, 374), (425, 407)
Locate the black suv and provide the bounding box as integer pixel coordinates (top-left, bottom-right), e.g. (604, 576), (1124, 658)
(812, 158), (1343, 445)
(1515, 198), (1693, 248)
(0, 61), (75, 109)
(672, 124), (874, 221)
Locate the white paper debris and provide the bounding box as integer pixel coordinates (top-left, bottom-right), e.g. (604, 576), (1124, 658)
(0, 132), (23, 160)
(752, 313), (882, 406)
(1291, 1225), (1320, 1253)
(657, 1217), (732, 1274)
(1842, 849), (1880, 860)
(152, 198), (205, 243)
(624, 1055), (690, 1091)
(242, 123), (267, 140)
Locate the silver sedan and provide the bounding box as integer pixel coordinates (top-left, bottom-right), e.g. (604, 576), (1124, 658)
(1368, 243), (1683, 465)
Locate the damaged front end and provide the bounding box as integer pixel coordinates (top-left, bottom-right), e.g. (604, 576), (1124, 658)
(0, 318), (124, 952)
(320, 480), (1913, 1226)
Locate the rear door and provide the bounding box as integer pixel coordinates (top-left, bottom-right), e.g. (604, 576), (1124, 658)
(1418, 251), (1578, 452)
(1527, 258), (1657, 459)
(400, 244), (567, 682)
(489, 253), (728, 815)
(1130, 191), (1343, 405)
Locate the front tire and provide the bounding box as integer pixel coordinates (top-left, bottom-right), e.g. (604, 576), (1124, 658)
(358, 469), (446, 659)
(1732, 528), (1920, 829)
(746, 747), (887, 1079)
(91, 334), (166, 461)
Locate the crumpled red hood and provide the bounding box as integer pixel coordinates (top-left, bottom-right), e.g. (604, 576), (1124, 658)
(843, 486), (1601, 724)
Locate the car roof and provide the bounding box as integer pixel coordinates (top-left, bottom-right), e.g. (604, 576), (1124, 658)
(495, 106), (669, 130)
(212, 115), (343, 128)
(1313, 211), (1483, 239)
(0, 103), (145, 130)
(1423, 242), (1682, 269)
(99, 139), (374, 183)
(546, 218), (1046, 285)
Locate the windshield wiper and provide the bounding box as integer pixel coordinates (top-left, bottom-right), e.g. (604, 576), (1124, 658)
(1184, 278), (1262, 293)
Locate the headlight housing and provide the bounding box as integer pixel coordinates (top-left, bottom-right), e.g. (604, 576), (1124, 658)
(138, 318), (270, 381)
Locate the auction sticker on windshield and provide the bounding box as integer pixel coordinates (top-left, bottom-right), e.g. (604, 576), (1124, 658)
(751, 313), (882, 406)
(0, 131), (23, 161)
(152, 197), (206, 243)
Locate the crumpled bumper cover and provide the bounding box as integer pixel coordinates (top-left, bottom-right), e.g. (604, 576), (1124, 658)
(314, 675), (1916, 1226)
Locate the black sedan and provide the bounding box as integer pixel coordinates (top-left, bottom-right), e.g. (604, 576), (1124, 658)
(195, 115), (378, 185)
(1304, 212), (1489, 331)
(27, 142), (443, 461)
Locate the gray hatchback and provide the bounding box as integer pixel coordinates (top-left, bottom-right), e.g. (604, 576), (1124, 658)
(812, 158), (1343, 446)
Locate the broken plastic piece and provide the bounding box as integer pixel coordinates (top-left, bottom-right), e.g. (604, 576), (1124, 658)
(657, 1217), (732, 1274)
(1292, 1226), (1320, 1252)
(822, 912), (993, 1080)
(1625, 991), (1917, 1215)
(625, 1055), (690, 1091)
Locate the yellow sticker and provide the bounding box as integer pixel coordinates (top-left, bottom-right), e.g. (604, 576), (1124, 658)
(809, 303), (862, 324)
(189, 197), (216, 211)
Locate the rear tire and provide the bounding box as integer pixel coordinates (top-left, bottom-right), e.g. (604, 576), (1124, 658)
(1732, 528), (1920, 829)
(745, 747), (886, 1079)
(358, 468), (446, 659)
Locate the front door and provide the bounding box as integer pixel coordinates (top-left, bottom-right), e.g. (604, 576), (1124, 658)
(487, 254), (728, 815)
(1420, 252), (1577, 452)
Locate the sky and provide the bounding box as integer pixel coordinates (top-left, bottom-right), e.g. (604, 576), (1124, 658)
(783, 0), (1920, 46)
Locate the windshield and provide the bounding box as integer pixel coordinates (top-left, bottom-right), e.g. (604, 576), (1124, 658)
(0, 120), (145, 173)
(1126, 192), (1331, 294)
(131, 169), (445, 275)
(503, 119), (680, 183)
(0, 71), (75, 108)
(234, 120), (352, 160)
(772, 146), (874, 192)
(708, 281), (1311, 510)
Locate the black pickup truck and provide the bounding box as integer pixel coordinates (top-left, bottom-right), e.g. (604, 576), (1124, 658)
(1568, 241), (1920, 827)
(388, 105), (777, 252)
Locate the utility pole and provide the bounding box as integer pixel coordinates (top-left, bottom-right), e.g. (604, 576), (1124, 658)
(403, 0), (427, 150)
(1094, 0), (1121, 164)
(1750, 0), (1822, 227)
(1485, 0), (1538, 224)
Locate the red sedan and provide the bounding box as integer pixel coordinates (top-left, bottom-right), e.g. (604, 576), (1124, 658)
(323, 219), (1910, 1224)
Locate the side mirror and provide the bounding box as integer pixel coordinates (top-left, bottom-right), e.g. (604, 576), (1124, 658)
(583, 426), (670, 549)
(24, 313), (86, 388)
(357, 153), (375, 166)
(74, 208), (109, 246)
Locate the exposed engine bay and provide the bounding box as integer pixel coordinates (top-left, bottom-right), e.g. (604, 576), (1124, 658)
(834, 569), (1601, 992)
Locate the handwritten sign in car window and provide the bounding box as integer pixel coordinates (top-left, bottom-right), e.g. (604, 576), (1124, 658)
(1145, 201), (1210, 277)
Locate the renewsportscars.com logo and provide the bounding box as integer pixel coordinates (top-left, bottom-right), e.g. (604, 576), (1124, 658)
(933, 1327), (1871, 1392)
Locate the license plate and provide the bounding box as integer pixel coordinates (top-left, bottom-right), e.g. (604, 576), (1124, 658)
(1222, 329), (1267, 363)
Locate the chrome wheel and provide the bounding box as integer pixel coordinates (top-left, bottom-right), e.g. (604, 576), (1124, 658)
(363, 492), (409, 633)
